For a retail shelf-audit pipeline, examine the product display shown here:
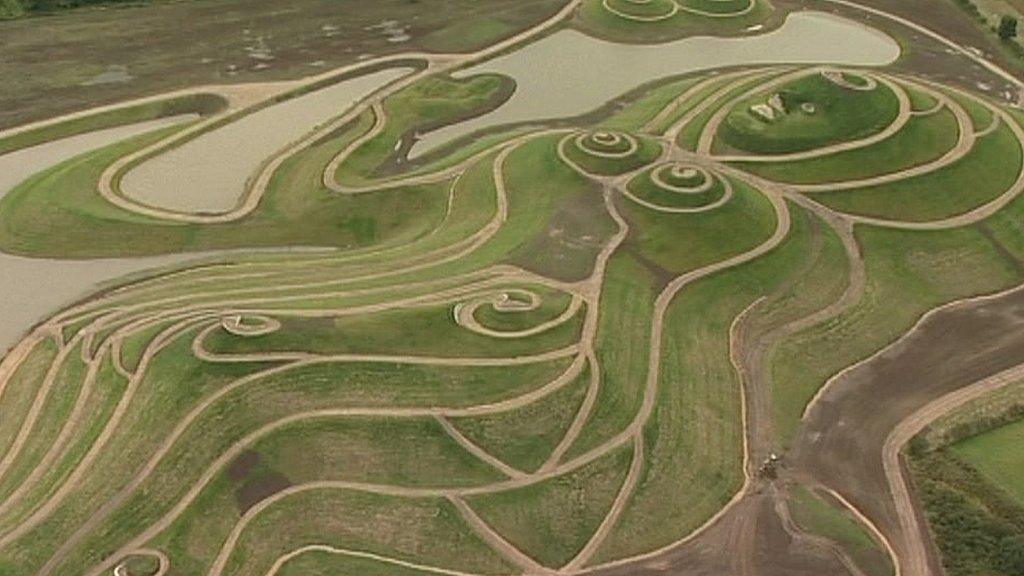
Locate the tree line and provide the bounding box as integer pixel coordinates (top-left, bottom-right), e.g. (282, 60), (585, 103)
(1, 0), (152, 19)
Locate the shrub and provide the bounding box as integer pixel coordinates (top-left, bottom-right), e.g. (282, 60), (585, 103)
(999, 15), (1019, 41)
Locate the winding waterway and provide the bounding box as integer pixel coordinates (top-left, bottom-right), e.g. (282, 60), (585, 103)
(0, 119), (208, 353)
(121, 67), (412, 214)
(411, 11), (901, 157)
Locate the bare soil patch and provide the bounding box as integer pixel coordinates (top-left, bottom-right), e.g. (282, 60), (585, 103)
(228, 450), (292, 512)
(508, 186), (618, 282)
(591, 491), (849, 576)
(790, 283), (1024, 575)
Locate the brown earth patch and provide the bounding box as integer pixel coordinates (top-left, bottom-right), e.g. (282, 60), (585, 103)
(507, 184), (618, 282)
(592, 490), (851, 576)
(790, 283), (1024, 576)
(227, 450), (260, 482)
(228, 450), (293, 512)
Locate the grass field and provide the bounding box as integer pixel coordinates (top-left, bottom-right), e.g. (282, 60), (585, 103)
(911, 448), (1024, 576)
(908, 369), (1024, 576)
(952, 419), (1024, 504)
(787, 486), (894, 576)
(5, 55), (1024, 576)
(732, 104), (960, 185)
(0, 0), (570, 129)
(814, 119), (1023, 222)
(770, 223), (1021, 445)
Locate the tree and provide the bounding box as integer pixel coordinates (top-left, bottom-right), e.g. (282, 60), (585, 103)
(0, 0), (25, 20)
(998, 15), (1019, 41)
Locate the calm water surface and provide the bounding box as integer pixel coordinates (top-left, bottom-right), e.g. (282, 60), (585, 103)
(121, 67), (412, 214)
(412, 11), (900, 156)
(0, 118), (210, 353)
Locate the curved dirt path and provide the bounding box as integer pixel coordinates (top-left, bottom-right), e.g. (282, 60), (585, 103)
(792, 82), (975, 192)
(85, 76), (793, 576)
(792, 278), (1024, 576)
(263, 544), (486, 576)
(0, 135), (544, 553)
(832, 100), (1024, 230)
(21, 135), (538, 573)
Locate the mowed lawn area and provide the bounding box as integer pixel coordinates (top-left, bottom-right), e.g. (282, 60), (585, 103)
(953, 418), (1024, 505)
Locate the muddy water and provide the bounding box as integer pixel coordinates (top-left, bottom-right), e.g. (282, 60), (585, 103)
(0, 118), (208, 354)
(121, 67), (412, 214)
(412, 11), (900, 157)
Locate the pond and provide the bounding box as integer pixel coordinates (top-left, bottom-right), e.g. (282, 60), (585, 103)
(120, 67), (412, 214)
(411, 11), (900, 157)
(0, 118), (221, 353)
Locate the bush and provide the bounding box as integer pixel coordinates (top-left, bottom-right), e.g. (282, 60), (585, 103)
(999, 15), (1019, 41)
(0, 0), (158, 18)
(0, 0), (25, 19)
(998, 535), (1024, 574)
(912, 452), (1024, 575)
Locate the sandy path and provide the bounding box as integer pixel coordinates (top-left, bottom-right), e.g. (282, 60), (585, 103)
(792, 81), (975, 192)
(263, 544), (486, 576)
(696, 67), (837, 155)
(23, 132), (538, 574)
(566, 60), (1024, 576)
(791, 277), (1024, 576)
(819, 100), (1024, 229)
(772, 486), (868, 576)
(450, 496), (556, 576)
(75, 66), (795, 575)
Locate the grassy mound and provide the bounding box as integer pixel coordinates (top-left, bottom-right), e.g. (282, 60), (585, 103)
(716, 72), (900, 155)
(626, 164), (728, 210)
(576, 0), (773, 42)
(561, 131), (662, 176)
(814, 118), (1022, 222)
(733, 104), (960, 185)
(8, 64), (1024, 576)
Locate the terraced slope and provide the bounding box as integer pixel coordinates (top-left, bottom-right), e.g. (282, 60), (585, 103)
(1, 5), (1024, 575)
